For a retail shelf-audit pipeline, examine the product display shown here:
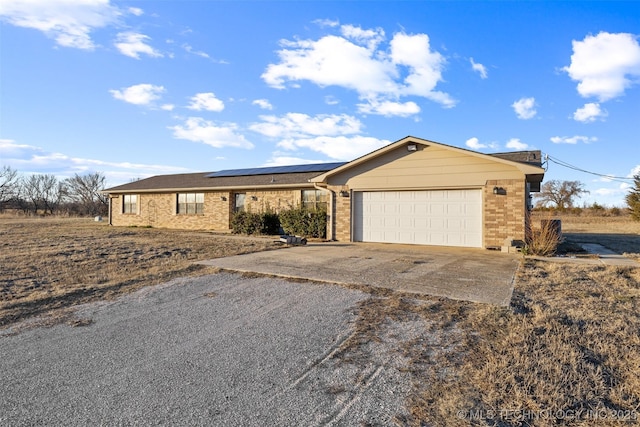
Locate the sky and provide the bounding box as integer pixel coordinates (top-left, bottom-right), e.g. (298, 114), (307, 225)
(0, 1), (639, 207)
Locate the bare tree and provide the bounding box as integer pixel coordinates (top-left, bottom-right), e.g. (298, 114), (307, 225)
(22, 174), (61, 215)
(61, 172), (108, 216)
(0, 166), (21, 211)
(535, 180), (589, 210)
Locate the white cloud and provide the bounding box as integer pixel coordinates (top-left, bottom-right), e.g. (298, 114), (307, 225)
(357, 99), (420, 117)
(465, 137), (485, 150)
(563, 32), (640, 101)
(128, 7), (143, 16)
(183, 44), (210, 59)
(0, 138), (188, 185)
(161, 104), (175, 111)
(324, 95), (340, 105)
(187, 93), (225, 112)
(512, 97), (537, 119)
(110, 84), (165, 106)
(0, 0), (121, 50)
(550, 135), (597, 144)
(277, 136), (389, 161)
(250, 113), (362, 138)
(262, 25), (455, 115)
(114, 32), (162, 59)
(313, 18), (340, 28)
(341, 24), (385, 50)
(470, 57), (488, 79)
(250, 112), (387, 160)
(465, 137), (497, 151)
(506, 138), (529, 150)
(465, 136), (486, 150)
(573, 102), (608, 123)
(262, 156), (327, 167)
(170, 117), (254, 149)
(252, 99), (273, 110)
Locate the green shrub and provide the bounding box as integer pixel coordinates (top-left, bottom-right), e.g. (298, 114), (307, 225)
(231, 211), (259, 235)
(231, 210), (282, 235)
(261, 211), (281, 235)
(279, 205), (327, 239)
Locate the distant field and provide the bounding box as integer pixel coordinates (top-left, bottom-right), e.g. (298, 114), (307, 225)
(534, 212), (640, 256)
(2, 215), (640, 425)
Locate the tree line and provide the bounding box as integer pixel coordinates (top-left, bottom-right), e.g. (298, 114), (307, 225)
(535, 177), (640, 219)
(2, 164), (639, 221)
(0, 166), (108, 217)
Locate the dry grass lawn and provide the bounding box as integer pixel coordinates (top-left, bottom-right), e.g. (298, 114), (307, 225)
(546, 213), (640, 257)
(2, 215), (640, 425)
(0, 217), (280, 329)
(337, 213), (640, 425)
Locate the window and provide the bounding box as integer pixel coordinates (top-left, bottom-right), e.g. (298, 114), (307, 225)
(234, 193), (245, 213)
(302, 189), (328, 211)
(123, 194), (137, 214)
(177, 193), (204, 215)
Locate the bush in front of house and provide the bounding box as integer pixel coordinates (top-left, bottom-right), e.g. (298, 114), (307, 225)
(279, 205), (327, 239)
(231, 209), (282, 235)
(231, 211), (260, 235)
(231, 205), (326, 238)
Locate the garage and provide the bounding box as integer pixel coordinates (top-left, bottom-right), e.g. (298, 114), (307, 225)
(353, 189), (483, 247)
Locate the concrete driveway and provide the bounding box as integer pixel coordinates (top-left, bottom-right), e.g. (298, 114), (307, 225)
(200, 243), (520, 306)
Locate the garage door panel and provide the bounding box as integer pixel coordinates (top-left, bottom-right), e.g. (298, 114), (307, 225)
(354, 190), (482, 247)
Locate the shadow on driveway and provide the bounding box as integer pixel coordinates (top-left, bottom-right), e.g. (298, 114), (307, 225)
(200, 242), (521, 306)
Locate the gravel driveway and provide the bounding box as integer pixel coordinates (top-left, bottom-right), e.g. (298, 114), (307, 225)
(0, 273), (416, 426)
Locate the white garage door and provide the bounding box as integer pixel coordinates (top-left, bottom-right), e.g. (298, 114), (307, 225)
(353, 190), (482, 247)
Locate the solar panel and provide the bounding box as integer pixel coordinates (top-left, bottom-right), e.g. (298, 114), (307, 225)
(206, 162), (346, 178)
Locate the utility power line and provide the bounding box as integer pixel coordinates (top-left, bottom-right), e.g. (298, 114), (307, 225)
(544, 154), (634, 184)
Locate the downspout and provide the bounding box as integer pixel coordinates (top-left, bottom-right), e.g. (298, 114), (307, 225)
(313, 182), (335, 241)
(108, 195), (112, 226)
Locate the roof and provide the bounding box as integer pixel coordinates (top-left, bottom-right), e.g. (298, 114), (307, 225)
(206, 162), (346, 178)
(103, 167), (340, 194)
(311, 135), (546, 182)
(103, 136), (545, 194)
(490, 151), (543, 167)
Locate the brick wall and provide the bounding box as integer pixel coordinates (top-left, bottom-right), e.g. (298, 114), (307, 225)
(483, 179), (527, 248)
(328, 185), (351, 241)
(109, 189), (307, 231)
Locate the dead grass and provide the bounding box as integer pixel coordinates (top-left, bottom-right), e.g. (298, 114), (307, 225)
(333, 260), (640, 426)
(0, 217), (280, 328)
(335, 213), (640, 426)
(3, 216), (640, 425)
(537, 213), (640, 257)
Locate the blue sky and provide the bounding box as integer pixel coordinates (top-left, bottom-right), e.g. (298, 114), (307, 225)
(1, 1), (639, 206)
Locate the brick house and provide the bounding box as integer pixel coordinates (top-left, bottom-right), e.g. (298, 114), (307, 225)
(103, 136), (545, 249)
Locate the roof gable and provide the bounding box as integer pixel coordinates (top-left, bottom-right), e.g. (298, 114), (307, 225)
(310, 136), (545, 183)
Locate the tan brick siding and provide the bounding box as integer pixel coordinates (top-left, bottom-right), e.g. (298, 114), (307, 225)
(110, 189), (302, 231)
(483, 179), (527, 248)
(327, 185), (351, 241)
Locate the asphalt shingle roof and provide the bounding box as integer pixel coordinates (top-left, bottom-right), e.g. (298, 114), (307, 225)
(103, 171), (326, 193)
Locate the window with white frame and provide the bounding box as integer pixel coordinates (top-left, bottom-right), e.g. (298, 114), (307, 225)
(302, 189), (328, 211)
(123, 194), (137, 214)
(177, 193), (204, 215)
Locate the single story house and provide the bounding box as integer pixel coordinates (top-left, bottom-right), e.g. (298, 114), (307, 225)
(102, 135), (545, 249)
